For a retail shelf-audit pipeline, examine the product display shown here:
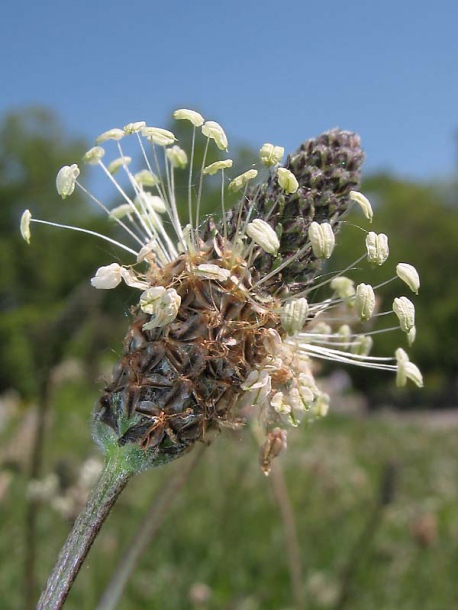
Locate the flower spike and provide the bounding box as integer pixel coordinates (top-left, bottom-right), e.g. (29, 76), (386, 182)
(21, 110), (422, 476)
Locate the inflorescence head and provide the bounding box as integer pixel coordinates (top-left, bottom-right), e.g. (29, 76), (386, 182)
(20, 109), (422, 474)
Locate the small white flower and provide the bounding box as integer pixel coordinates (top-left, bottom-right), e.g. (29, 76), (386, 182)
(203, 159), (233, 175)
(297, 373), (319, 406)
(355, 283), (376, 321)
(195, 264), (231, 282)
(241, 370), (272, 405)
(228, 169), (258, 192)
(313, 392), (330, 417)
(259, 143), (284, 167)
(173, 109), (205, 127)
(108, 156), (131, 175)
(396, 263), (420, 294)
(271, 392), (291, 415)
(90, 263), (124, 289)
(366, 232), (389, 265)
(142, 127), (176, 146)
(56, 164), (80, 199)
(281, 298), (309, 335)
(166, 145), (188, 169)
(262, 328), (283, 354)
(246, 218), (279, 255)
(83, 146), (105, 165)
(349, 191), (373, 222)
(123, 121), (146, 134)
(140, 287), (181, 328)
(95, 128), (125, 144)
(277, 167), (299, 194)
(20, 209), (32, 243)
(393, 296), (415, 333)
(308, 222), (335, 259)
(201, 121), (228, 151)
(241, 369), (271, 391)
(396, 348), (423, 387)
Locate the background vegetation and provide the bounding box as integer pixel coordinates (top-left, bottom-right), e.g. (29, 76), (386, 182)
(1, 107), (457, 609)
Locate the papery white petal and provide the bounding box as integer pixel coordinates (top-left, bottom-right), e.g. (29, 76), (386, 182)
(313, 393), (330, 417)
(120, 268), (150, 290)
(241, 369), (271, 391)
(141, 287), (181, 328)
(195, 264), (231, 282)
(90, 263), (123, 289)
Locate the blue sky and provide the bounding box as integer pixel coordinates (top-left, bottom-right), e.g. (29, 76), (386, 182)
(1, 0), (457, 181)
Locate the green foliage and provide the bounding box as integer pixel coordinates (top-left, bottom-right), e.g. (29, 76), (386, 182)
(0, 107), (118, 395)
(2, 381), (458, 609)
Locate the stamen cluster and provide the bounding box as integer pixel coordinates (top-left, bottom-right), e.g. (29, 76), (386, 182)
(20, 109), (423, 473)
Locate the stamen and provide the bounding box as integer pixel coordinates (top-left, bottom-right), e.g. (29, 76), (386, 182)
(29, 218), (138, 256)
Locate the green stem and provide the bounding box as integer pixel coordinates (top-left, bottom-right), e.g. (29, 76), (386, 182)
(97, 446), (205, 610)
(36, 450), (134, 610)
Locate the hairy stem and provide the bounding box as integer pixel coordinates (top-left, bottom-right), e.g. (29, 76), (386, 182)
(97, 445), (205, 610)
(36, 451), (134, 610)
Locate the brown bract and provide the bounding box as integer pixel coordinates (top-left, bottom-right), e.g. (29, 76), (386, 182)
(96, 247), (280, 461)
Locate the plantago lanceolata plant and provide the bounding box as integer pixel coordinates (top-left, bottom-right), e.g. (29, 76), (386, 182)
(21, 109), (422, 608)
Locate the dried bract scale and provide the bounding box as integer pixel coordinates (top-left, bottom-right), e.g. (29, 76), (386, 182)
(21, 110), (423, 472)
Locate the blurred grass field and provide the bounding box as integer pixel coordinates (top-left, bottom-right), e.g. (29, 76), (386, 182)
(2, 378), (458, 610)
